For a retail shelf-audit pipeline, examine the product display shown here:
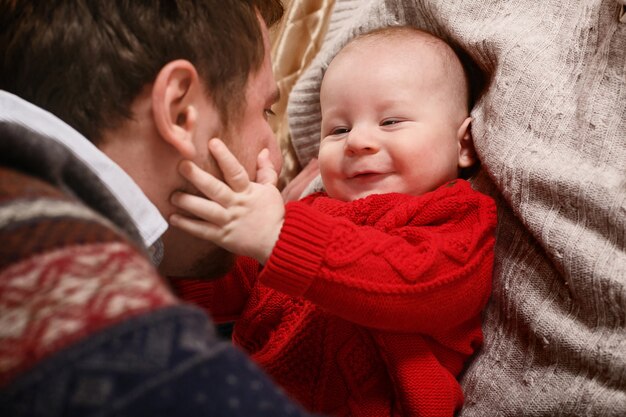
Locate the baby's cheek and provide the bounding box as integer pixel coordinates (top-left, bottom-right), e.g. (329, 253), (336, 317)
(317, 149), (334, 177)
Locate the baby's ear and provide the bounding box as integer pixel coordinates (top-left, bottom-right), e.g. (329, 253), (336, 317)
(457, 117), (476, 168)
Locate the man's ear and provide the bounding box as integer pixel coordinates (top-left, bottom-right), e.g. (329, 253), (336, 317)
(152, 60), (201, 159)
(457, 116), (476, 168)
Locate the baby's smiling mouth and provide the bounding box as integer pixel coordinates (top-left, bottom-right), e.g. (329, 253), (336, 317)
(348, 171), (390, 180)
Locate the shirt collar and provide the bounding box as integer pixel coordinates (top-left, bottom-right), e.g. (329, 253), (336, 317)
(0, 90), (168, 248)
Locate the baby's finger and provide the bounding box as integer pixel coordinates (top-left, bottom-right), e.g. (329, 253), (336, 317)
(178, 160), (234, 206)
(256, 148), (278, 186)
(209, 138), (249, 192)
(170, 192), (229, 225)
(169, 214), (222, 243)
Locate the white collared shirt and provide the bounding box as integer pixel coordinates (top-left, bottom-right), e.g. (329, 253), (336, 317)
(0, 91), (168, 249)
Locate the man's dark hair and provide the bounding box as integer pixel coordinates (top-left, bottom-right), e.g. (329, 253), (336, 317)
(0, 0), (284, 144)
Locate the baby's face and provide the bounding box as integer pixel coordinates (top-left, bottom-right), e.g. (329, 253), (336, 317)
(318, 38), (471, 202)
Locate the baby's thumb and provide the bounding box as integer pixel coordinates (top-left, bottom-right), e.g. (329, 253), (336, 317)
(256, 149), (278, 186)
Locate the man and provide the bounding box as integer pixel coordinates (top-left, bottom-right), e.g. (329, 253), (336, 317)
(0, 1), (318, 415)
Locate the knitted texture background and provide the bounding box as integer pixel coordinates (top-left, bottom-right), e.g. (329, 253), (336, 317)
(287, 0), (626, 416)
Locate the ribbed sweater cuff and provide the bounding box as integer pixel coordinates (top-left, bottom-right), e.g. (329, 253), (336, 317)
(260, 203), (332, 297)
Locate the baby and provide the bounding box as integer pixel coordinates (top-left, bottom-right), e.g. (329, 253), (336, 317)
(170, 26), (497, 417)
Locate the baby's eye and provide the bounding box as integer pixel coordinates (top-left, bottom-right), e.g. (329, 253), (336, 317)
(330, 127), (350, 135)
(381, 119), (401, 126)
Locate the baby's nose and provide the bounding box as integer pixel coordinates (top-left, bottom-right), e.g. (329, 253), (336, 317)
(344, 128), (379, 155)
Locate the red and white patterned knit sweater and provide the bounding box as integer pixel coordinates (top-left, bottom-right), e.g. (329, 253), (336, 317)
(0, 167), (177, 387)
(173, 179), (497, 417)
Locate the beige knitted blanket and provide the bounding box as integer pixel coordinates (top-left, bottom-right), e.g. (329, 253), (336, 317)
(287, 0), (626, 415)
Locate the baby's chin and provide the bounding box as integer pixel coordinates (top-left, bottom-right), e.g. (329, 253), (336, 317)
(328, 185), (436, 202)
(329, 189), (385, 202)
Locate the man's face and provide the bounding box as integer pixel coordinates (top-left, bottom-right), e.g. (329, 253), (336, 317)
(221, 28), (282, 182)
(160, 18), (281, 278)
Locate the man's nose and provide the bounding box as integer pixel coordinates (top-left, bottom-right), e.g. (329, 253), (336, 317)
(344, 126), (379, 156)
(268, 132), (284, 174)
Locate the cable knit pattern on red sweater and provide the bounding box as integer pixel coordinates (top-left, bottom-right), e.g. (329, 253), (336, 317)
(172, 180), (497, 417)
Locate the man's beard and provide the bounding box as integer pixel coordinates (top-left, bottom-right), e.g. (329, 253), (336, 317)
(186, 246), (237, 279)
(158, 228), (237, 279)
(159, 123), (242, 280)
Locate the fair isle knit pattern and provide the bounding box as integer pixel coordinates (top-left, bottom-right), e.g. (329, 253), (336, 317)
(286, 1), (626, 416)
(0, 240), (176, 385)
(1, 305), (318, 417)
(174, 180), (497, 417)
(0, 120), (178, 386)
(0, 166), (176, 386)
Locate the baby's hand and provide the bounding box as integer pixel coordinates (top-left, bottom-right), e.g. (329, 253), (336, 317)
(170, 138), (284, 264)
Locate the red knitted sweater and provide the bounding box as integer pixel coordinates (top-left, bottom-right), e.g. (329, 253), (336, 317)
(172, 180), (497, 417)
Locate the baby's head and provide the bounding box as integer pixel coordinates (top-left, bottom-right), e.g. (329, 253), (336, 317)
(318, 26), (476, 202)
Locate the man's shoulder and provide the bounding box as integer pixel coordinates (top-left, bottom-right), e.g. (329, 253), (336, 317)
(0, 165), (133, 269)
(0, 163), (179, 379)
(0, 303), (318, 417)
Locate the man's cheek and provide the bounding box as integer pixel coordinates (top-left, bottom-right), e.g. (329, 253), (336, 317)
(197, 154), (225, 183)
(235, 149), (258, 181)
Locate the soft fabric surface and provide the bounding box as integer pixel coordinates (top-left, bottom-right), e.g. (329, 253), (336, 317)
(287, 0), (626, 415)
(269, 0), (336, 188)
